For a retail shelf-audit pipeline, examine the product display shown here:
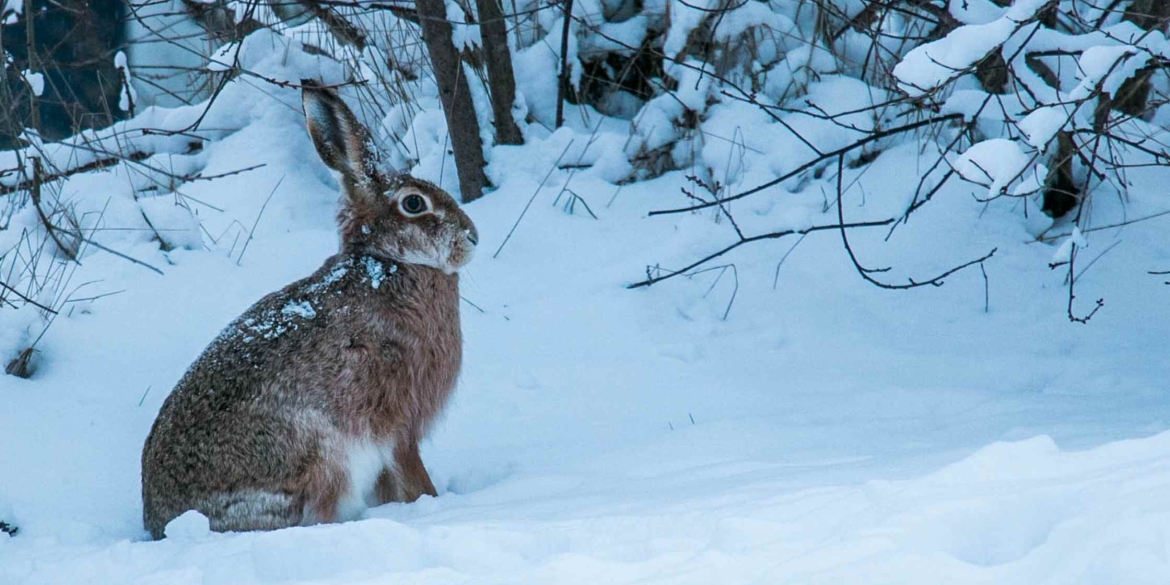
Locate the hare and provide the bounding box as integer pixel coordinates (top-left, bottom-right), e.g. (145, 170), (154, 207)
(140, 81), (478, 540)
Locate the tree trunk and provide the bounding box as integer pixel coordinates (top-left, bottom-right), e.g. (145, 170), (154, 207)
(0, 0), (124, 147)
(555, 0), (574, 128)
(415, 0), (488, 202)
(475, 0), (523, 145)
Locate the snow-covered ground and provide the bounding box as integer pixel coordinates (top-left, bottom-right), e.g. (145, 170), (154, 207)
(3, 42), (1170, 583)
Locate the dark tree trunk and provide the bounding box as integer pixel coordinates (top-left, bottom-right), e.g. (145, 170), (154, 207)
(475, 0), (523, 145)
(0, 25), (19, 145)
(555, 0), (574, 128)
(415, 0), (488, 202)
(0, 0), (124, 148)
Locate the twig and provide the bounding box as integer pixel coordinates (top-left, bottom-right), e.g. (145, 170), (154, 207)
(691, 263), (739, 319)
(1065, 243), (1105, 323)
(2, 152), (261, 197)
(980, 263), (989, 313)
(460, 295), (486, 314)
(493, 141), (574, 259)
(71, 234), (165, 275)
(555, 189), (598, 218)
(772, 233), (807, 289)
(29, 158), (78, 262)
(0, 281), (58, 314)
(237, 176), (284, 266)
(1032, 208), (1170, 243)
(62, 289), (125, 304)
(1074, 239), (1123, 281)
(650, 114), (965, 217)
(835, 155), (995, 290)
(628, 217), (893, 289)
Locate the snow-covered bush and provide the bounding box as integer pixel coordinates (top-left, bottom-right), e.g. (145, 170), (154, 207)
(619, 0), (1170, 322)
(831, 0), (1170, 320)
(4, 0), (1169, 381)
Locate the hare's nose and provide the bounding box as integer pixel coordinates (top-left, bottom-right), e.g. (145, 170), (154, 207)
(465, 229), (478, 246)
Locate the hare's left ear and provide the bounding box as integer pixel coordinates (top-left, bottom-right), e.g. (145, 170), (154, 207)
(301, 80), (378, 184)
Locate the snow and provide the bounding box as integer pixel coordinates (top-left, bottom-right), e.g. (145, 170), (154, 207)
(206, 42), (241, 73)
(122, 0), (210, 108)
(20, 70), (43, 97)
(306, 262), (350, 294)
(948, 0), (1006, 25)
(447, 0), (481, 53)
(1051, 226), (1087, 265)
(362, 256), (388, 289)
(954, 138), (1033, 199)
(3, 15), (1170, 585)
(164, 511), (211, 541)
(894, 0), (1050, 97)
(5, 433), (1170, 582)
(663, 0), (715, 59)
(1010, 163), (1047, 197)
(894, 19), (1017, 96)
(281, 300), (317, 320)
(1069, 45), (1149, 101)
(1018, 106), (1068, 149)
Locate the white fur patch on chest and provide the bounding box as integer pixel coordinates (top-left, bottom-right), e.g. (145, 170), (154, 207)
(335, 438), (397, 522)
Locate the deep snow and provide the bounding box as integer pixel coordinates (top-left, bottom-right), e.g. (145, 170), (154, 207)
(3, 39), (1170, 585)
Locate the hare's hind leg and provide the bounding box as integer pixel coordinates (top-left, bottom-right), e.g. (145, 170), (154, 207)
(297, 454), (349, 525)
(200, 430), (349, 532)
(204, 456), (348, 532)
(201, 490), (303, 533)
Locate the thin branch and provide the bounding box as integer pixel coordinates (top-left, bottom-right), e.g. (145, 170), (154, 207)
(835, 155), (996, 290)
(628, 218), (893, 289)
(237, 176), (284, 266)
(29, 158), (78, 262)
(650, 114), (965, 216)
(0, 281), (58, 314)
(494, 141), (575, 259)
(1065, 243), (1105, 323)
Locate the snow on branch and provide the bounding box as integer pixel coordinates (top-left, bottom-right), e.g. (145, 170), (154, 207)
(892, 0), (1051, 97)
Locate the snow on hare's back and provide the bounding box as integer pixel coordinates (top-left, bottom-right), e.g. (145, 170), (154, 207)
(141, 81), (478, 540)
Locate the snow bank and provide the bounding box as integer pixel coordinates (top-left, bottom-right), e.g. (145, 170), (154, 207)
(4, 433), (1170, 583)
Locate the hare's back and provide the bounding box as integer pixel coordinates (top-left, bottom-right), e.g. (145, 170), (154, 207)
(141, 257), (363, 531)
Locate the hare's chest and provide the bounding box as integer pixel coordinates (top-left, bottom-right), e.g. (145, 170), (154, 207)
(335, 438), (396, 521)
(364, 311), (461, 410)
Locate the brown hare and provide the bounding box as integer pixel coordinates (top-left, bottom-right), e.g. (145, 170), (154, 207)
(141, 81), (477, 540)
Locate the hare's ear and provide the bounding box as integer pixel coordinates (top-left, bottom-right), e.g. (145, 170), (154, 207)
(302, 80), (378, 183)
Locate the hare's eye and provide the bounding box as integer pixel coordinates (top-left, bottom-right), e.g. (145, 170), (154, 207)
(400, 194), (428, 215)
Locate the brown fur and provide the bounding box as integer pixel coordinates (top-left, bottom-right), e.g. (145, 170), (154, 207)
(140, 82), (476, 539)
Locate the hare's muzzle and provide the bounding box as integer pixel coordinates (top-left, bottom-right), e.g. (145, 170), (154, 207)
(443, 226), (477, 272)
